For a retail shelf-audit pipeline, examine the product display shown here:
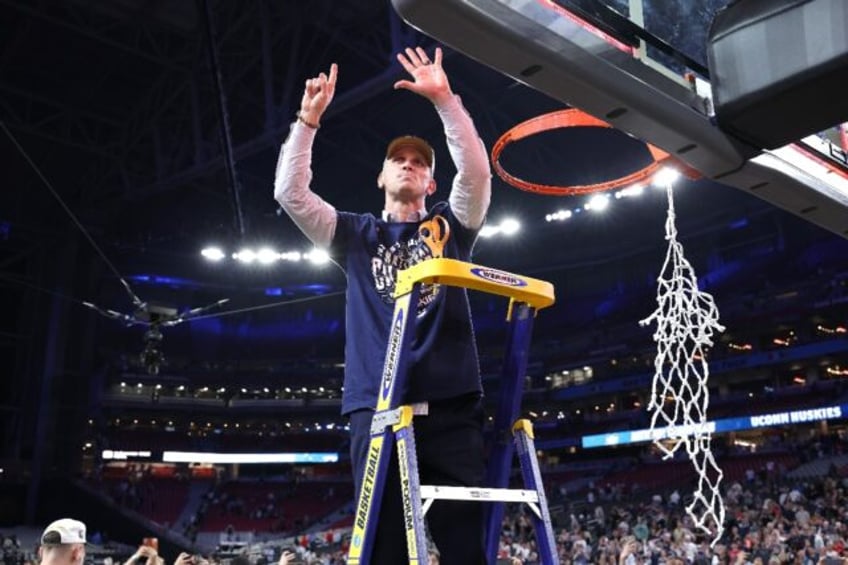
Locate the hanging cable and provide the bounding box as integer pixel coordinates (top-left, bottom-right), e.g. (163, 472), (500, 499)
(1, 120), (145, 307)
(197, 0), (246, 237)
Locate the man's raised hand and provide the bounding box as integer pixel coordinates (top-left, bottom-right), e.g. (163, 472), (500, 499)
(298, 63), (338, 128)
(394, 47), (453, 106)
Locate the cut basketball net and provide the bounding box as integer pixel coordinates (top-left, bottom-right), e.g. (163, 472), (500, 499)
(639, 178), (725, 545)
(492, 108), (725, 545)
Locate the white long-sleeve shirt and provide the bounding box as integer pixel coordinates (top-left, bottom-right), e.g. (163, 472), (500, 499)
(273, 94), (491, 247)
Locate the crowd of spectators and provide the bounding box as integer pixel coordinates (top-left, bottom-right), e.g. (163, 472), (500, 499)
(141, 436), (847, 564)
(491, 434), (848, 564)
(1, 533), (33, 565)
(23, 452), (848, 564)
(25, 432), (848, 564)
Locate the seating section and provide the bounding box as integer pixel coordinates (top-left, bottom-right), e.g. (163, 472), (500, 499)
(97, 476), (190, 527)
(719, 452), (799, 483)
(197, 480), (354, 533)
(600, 460), (694, 492)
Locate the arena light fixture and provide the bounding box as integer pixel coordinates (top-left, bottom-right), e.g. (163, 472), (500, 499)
(233, 248), (256, 263)
(306, 249), (330, 265)
(256, 248), (279, 265)
(499, 218), (521, 236)
(615, 184), (644, 199)
(280, 251), (302, 262)
(201, 247), (226, 261)
(479, 218), (523, 238)
(653, 167), (681, 187)
(585, 194), (610, 212)
(478, 225), (499, 238)
(545, 210), (573, 222)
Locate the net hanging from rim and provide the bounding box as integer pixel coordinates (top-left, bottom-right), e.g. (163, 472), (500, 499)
(492, 108), (726, 545)
(639, 181), (726, 545)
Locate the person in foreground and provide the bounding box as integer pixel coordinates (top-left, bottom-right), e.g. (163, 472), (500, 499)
(274, 45), (491, 563)
(38, 519), (87, 565)
(125, 544), (165, 565)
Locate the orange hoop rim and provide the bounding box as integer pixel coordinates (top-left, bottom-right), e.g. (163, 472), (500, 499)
(491, 108), (699, 196)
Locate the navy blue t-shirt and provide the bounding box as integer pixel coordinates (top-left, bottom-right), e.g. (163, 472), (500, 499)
(331, 201), (483, 414)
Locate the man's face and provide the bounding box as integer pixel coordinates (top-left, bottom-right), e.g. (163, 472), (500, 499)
(379, 147), (434, 200)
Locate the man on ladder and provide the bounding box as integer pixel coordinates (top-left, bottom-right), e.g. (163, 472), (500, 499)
(274, 45), (492, 563)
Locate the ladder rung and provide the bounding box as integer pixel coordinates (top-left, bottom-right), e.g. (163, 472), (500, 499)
(420, 485), (540, 504)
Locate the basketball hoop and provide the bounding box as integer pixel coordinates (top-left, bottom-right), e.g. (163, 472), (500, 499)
(492, 108), (725, 543)
(490, 108), (699, 195)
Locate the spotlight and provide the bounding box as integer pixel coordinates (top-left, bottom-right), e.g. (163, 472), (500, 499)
(653, 167), (681, 187)
(256, 248), (279, 264)
(586, 194), (610, 212)
(234, 249), (256, 263)
(499, 218), (521, 236)
(306, 249), (330, 265)
(478, 225), (499, 238)
(201, 247), (225, 261)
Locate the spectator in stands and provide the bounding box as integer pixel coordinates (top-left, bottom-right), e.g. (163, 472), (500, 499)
(619, 536), (639, 565)
(123, 544), (164, 565)
(38, 519), (87, 565)
(669, 489), (681, 507)
(275, 45), (491, 563)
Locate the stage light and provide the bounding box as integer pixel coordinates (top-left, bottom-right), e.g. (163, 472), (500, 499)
(653, 167), (681, 187)
(234, 249), (256, 263)
(586, 194), (610, 212)
(256, 248), (279, 264)
(478, 225), (499, 238)
(280, 251), (302, 262)
(616, 184), (644, 198)
(201, 247), (226, 261)
(306, 249), (330, 264)
(499, 218), (521, 235)
(479, 218), (523, 238)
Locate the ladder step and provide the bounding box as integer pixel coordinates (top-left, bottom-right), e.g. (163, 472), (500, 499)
(420, 485), (539, 504)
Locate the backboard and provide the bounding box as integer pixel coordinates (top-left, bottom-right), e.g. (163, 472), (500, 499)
(392, 0), (848, 237)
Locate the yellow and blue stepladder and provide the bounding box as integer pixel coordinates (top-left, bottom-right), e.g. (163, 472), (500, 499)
(346, 258), (559, 564)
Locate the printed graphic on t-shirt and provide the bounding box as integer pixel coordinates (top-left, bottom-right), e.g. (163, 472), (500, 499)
(371, 215), (449, 314)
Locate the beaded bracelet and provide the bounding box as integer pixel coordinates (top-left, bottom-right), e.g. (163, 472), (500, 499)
(296, 111), (320, 129)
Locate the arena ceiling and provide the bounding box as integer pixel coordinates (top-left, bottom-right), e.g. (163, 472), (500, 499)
(2, 0), (845, 366)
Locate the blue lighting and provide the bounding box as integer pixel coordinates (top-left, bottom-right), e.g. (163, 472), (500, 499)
(153, 275), (190, 286)
(127, 274), (202, 289)
(299, 284), (334, 294)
